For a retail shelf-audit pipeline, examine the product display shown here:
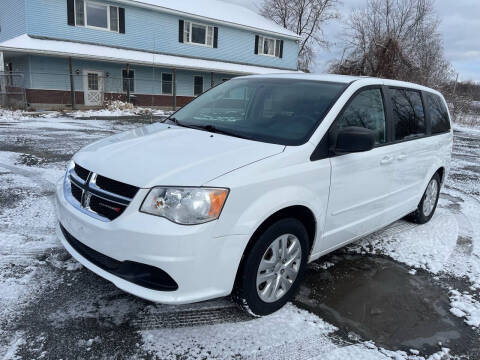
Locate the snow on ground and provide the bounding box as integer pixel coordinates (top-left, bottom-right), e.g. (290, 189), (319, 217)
(449, 290), (480, 328)
(453, 123), (480, 135)
(69, 102), (174, 118)
(348, 209), (459, 274)
(0, 152), (63, 355)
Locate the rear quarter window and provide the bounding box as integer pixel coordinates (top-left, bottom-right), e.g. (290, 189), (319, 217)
(425, 93), (451, 134)
(390, 88), (426, 141)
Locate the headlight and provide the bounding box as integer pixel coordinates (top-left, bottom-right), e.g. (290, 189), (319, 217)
(140, 187), (229, 225)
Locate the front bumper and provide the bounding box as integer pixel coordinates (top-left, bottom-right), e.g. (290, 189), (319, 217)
(55, 179), (249, 304)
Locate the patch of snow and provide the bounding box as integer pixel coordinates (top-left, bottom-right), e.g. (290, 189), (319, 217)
(453, 122), (480, 134)
(69, 101), (173, 118)
(78, 336), (101, 349)
(349, 210), (459, 274)
(140, 304), (337, 359)
(1, 331), (26, 360)
(449, 290), (480, 328)
(0, 109), (31, 122)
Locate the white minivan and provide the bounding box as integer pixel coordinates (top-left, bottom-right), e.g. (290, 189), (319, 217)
(56, 74), (452, 316)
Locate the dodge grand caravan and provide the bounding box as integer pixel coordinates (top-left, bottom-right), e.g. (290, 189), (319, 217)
(56, 74), (453, 316)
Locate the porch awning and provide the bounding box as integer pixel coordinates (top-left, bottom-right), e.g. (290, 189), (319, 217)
(0, 35), (300, 75)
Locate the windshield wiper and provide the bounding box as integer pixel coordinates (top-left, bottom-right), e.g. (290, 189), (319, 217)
(165, 117), (196, 130)
(195, 124), (252, 140)
(166, 119), (251, 140)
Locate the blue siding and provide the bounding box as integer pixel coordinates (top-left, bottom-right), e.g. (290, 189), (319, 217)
(25, 0), (298, 70)
(0, 0), (27, 42)
(1, 55), (31, 88)
(28, 55), (230, 96)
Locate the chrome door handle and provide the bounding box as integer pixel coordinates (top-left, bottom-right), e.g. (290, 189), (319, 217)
(380, 155), (394, 165)
(397, 153), (407, 161)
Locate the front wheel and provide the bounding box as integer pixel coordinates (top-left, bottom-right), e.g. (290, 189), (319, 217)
(232, 218), (309, 316)
(406, 173), (441, 224)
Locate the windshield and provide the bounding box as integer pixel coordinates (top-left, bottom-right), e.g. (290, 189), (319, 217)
(170, 78), (347, 145)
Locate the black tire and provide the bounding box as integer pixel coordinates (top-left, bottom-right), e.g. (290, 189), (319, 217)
(232, 218), (309, 316)
(405, 173), (441, 224)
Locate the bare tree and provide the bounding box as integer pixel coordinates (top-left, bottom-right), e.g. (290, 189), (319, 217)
(260, 0), (339, 71)
(329, 0), (453, 88)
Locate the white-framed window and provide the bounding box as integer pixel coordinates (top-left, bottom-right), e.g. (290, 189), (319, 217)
(184, 21), (215, 47)
(256, 36), (283, 58)
(75, 0), (119, 32)
(162, 73), (173, 95)
(194, 76), (204, 96)
(257, 36), (276, 56)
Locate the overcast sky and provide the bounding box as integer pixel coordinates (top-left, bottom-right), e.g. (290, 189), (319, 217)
(225, 0), (480, 82)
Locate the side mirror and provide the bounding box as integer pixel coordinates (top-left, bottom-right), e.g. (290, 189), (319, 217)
(335, 126), (375, 155)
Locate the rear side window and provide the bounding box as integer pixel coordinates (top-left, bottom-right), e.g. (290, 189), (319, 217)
(425, 93), (451, 134)
(334, 88), (386, 144)
(390, 89), (426, 141)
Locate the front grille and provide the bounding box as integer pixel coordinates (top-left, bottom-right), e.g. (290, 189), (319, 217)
(96, 175), (139, 199)
(60, 224), (178, 291)
(74, 163), (90, 181)
(71, 182), (83, 203)
(66, 163), (140, 221)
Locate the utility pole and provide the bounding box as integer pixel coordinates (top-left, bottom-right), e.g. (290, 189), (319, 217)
(172, 68), (176, 111)
(0, 52), (6, 108)
(68, 57), (76, 110)
(125, 63), (131, 103)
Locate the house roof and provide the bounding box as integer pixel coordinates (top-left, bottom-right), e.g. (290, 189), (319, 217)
(0, 35), (300, 75)
(117, 0), (300, 39)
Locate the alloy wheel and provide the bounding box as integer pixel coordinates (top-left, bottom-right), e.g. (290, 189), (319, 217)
(256, 234), (302, 303)
(423, 179), (439, 217)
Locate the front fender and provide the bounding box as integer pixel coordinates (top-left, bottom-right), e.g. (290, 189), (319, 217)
(213, 184), (329, 258)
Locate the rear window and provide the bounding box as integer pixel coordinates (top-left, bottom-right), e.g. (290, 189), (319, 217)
(425, 93), (451, 134)
(390, 88), (426, 141)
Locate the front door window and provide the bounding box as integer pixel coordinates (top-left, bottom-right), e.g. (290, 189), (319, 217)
(333, 88), (387, 145)
(88, 73), (99, 91)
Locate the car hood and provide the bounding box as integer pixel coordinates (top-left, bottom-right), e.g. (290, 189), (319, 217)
(73, 123), (285, 188)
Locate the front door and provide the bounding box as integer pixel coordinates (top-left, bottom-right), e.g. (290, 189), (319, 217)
(322, 87), (397, 251)
(83, 70), (104, 106)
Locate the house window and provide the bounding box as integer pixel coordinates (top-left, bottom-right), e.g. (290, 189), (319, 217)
(184, 21), (214, 47)
(75, 0), (119, 32)
(194, 76), (204, 96)
(256, 36), (283, 58)
(162, 73), (173, 95)
(122, 69), (134, 93)
(75, 0), (85, 26)
(109, 6), (119, 32)
(262, 37), (275, 56)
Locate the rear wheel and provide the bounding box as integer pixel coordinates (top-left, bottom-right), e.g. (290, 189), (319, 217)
(406, 173), (441, 224)
(232, 218), (309, 316)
